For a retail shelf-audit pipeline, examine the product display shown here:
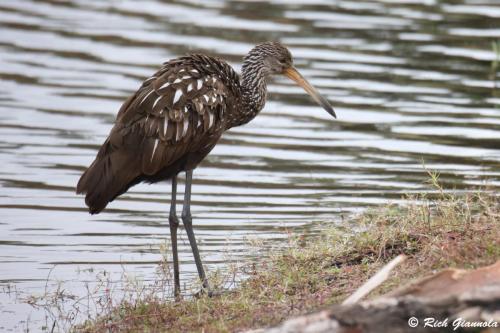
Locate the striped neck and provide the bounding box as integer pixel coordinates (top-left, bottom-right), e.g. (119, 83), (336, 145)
(229, 53), (269, 128)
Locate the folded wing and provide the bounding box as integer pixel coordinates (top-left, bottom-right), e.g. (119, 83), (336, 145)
(77, 55), (237, 213)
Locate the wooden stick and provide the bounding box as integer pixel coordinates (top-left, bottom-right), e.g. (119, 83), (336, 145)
(342, 254), (406, 306)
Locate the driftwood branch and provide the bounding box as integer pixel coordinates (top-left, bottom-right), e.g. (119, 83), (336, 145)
(342, 254), (406, 306)
(247, 260), (500, 333)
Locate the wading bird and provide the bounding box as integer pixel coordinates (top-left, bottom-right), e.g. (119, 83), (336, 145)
(77, 41), (336, 297)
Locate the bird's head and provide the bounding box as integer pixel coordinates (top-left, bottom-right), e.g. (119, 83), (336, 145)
(247, 41), (336, 118)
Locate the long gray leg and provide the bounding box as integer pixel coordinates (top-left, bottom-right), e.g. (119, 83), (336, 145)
(169, 176), (181, 299)
(181, 170), (209, 291)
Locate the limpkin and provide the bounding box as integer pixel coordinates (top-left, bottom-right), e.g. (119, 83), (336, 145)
(77, 41), (336, 297)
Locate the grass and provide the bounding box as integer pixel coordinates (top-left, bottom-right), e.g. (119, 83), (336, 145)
(491, 40), (500, 76)
(74, 172), (499, 333)
(491, 39), (500, 88)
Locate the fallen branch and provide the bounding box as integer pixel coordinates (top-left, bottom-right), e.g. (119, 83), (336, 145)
(342, 254), (406, 306)
(249, 260), (500, 333)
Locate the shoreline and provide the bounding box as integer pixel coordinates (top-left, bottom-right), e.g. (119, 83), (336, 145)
(71, 181), (500, 332)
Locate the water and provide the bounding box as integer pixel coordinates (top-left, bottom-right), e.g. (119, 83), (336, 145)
(0, 0), (499, 331)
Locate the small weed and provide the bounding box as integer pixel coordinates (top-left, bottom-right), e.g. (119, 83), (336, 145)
(492, 40), (500, 73)
(490, 40), (500, 83)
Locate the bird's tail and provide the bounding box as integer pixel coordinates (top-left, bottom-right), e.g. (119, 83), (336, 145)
(76, 141), (139, 214)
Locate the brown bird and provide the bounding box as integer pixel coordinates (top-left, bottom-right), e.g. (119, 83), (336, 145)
(76, 41), (336, 297)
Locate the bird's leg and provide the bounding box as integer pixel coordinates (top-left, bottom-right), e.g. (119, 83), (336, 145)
(181, 170), (210, 292)
(169, 176), (181, 300)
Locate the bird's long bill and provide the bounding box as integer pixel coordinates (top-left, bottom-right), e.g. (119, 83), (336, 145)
(283, 67), (336, 118)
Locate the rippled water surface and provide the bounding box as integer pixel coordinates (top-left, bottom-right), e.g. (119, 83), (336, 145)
(1, 0), (499, 331)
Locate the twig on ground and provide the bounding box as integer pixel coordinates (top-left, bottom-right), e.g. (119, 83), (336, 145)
(342, 254), (406, 306)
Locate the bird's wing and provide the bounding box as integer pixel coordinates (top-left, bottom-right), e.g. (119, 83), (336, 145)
(109, 56), (236, 176)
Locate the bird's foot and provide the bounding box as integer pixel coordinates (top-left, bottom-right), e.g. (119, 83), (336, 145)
(207, 289), (232, 297)
(194, 288), (234, 299)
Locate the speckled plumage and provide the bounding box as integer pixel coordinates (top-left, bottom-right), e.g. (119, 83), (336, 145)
(77, 42), (293, 214)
